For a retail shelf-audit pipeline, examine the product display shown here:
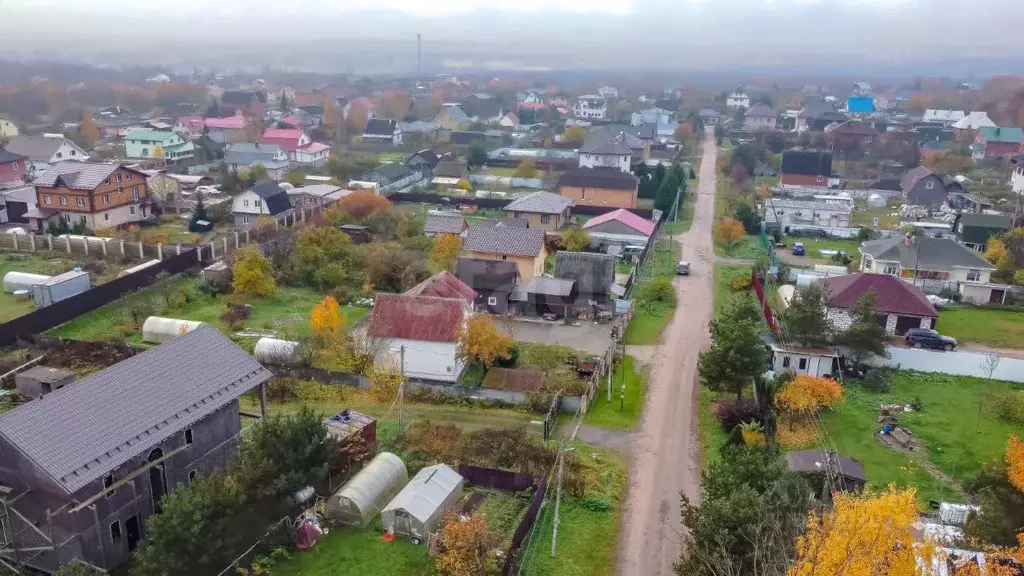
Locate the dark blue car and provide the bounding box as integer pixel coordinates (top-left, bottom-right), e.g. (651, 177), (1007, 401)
(791, 242), (806, 256)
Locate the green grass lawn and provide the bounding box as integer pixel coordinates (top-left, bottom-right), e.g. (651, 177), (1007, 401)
(519, 446), (625, 576)
(269, 526), (434, 576)
(585, 355), (646, 430)
(624, 240), (682, 345)
(715, 234), (764, 260)
(377, 152), (408, 163)
(783, 236), (862, 259)
(852, 204), (900, 229)
(49, 276), (368, 343)
(699, 387), (729, 467)
(821, 371), (1024, 505)
(0, 251), (132, 322)
(662, 191), (696, 235)
(936, 307), (1024, 349)
(476, 490), (530, 540)
(713, 264), (750, 315)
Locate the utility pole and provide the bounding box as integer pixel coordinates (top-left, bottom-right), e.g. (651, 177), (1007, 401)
(620, 336), (626, 411)
(398, 345), (406, 431)
(551, 445), (567, 556)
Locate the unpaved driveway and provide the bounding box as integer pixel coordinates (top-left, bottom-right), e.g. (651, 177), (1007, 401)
(617, 128), (717, 576)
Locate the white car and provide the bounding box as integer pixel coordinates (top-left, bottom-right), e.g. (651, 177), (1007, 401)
(676, 261), (691, 275)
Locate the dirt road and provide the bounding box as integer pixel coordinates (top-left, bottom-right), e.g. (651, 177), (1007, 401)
(617, 129), (718, 576)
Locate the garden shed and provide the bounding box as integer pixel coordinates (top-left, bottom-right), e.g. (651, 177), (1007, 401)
(381, 463), (464, 541)
(326, 452), (408, 527)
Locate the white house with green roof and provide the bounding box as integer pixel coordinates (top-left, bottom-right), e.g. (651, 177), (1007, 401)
(123, 130), (195, 161)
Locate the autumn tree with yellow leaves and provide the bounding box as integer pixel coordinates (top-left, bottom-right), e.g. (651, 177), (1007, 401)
(310, 296), (344, 339)
(232, 246), (276, 298)
(775, 375), (843, 417)
(713, 218), (745, 248)
(457, 314), (513, 368)
(430, 233), (463, 272)
(433, 513), (503, 576)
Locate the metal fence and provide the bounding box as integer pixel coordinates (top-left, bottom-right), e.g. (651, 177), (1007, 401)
(501, 478), (549, 576)
(0, 248), (207, 346)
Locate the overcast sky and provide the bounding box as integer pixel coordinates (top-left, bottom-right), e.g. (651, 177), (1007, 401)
(1, 0), (1020, 73)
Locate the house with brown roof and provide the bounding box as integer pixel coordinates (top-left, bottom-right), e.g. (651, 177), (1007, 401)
(424, 214), (468, 237)
(30, 163), (151, 232)
(557, 167), (639, 209)
(463, 226), (548, 281)
(0, 326), (272, 573)
(821, 273), (939, 335)
(367, 293), (473, 383)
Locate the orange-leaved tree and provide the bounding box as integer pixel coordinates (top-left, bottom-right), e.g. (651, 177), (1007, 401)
(789, 486), (934, 576)
(430, 233), (463, 272)
(457, 314), (513, 368)
(310, 295), (344, 339)
(1008, 435), (1024, 493)
(775, 375), (843, 417)
(336, 189), (391, 222)
(513, 159), (539, 178)
(562, 125), (585, 145)
(79, 113), (100, 144)
(433, 513), (503, 576)
(713, 218), (745, 248)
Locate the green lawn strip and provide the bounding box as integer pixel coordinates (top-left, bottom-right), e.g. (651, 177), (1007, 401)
(623, 306), (672, 345)
(476, 490), (531, 540)
(715, 234), (763, 259)
(851, 204), (900, 229)
(519, 446), (625, 576)
(783, 236), (862, 259)
(662, 192), (696, 235)
(713, 264), (750, 316)
(585, 355), (646, 430)
(269, 524), (434, 576)
(49, 276), (368, 342)
(699, 388), (729, 467)
(936, 307), (1024, 349)
(0, 250), (134, 322)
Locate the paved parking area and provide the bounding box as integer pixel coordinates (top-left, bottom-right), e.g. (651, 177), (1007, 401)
(502, 319), (615, 355)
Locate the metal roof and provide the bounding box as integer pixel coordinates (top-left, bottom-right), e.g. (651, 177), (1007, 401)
(464, 226), (545, 257)
(859, 236), (994, 271)
(33, 163), (127, 190)
(554, 251), (616, 294)
(0, 325), (271, 494)
(424, 214), (467, 235)
(504, 191), (575, 215)
(382, 464), (464, 524)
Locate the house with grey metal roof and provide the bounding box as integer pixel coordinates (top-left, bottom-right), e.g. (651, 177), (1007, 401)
(744, 105), (778, 131)
(4, 134), (88, 177)
(554, 251), (621, 313)
(287, 183), (349, 209)
(504, 191), (575, 231)
(464, 226), (548, 281)
(763, 198), (852, 229)
(0, 325), (273, 573)
(424, 213), (468, 237)
(224, 142), (290, 180)
(859, 235), (996, 285)
(579, 131), (633, 173)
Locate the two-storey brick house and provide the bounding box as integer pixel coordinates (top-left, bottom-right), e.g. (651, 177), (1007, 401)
(31, 163), (151, 232)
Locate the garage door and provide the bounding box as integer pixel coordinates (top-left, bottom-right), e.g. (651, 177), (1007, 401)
(894, 315), (921, 336)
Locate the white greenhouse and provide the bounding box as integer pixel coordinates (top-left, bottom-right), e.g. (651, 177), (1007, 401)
(381, 464), (464, 541)
(142, 317), (207, 344)
(326, 452), (409, 527)
(867, 193), (887, 208)
(3, 272), (51, 293)
(253, 338), (300, 365)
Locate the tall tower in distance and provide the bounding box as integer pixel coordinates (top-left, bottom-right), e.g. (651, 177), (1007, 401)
(417, 33), (422, 76)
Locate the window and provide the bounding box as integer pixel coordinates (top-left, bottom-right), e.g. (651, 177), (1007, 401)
(126, 172), (132, 181)
(11, 162), (17, 170)
(62, 213), (70, 223)
(501, 255), (507, 260)
(43, 195), (52, 205)
(782, 357), (790, 368)
(925, 181), (934, 189)
(184, 428), (194, 446)
(816, 175), (824, 183)
(104, 213), (110, 222)
(103, 193), (109, 204)
(798, 358), (807, 370)
(883, 263), (899, 275)
(487, 296), (498, 306)
(104, 474), (115, 497)
(581, 188), (586, 199)
(110, 521), (122, 545)
(132, 186), (140, 200)
(243, 199), (250, 207)
(56, 152), (62, 159)
(59, 196), (68, 206)
(129, 206), (136, 215)
(255, 200), (262, 209)
(540, 214), (550, 224)
(967, 269), (982, 282)
(70, 149), (76, 156)
(116, 173), (122, 183)
(242, 215), (249, 224)
(76, 197), (84, 207)
(142, 148), (149, 157)
(188, 470), (198, 483)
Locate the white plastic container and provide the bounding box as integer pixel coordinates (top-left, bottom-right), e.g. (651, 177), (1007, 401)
(3, 272), (51, 293)
(253, 337), (300, 365)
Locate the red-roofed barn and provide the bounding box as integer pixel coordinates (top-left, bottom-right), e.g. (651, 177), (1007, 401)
(367, 293), (472, 383)
(582, 208), (656, 239)
(822, 273), (938, 336)
(260, 128), (330, 167)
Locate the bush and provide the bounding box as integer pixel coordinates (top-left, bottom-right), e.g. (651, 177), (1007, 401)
(910, 396), (925, 412)
(582, 497), (612, 512)
(635, 277), (677, 310)
(168, 287), (191, 309)
(729, 273), (752, 292)
(159, 214), (178, 225)
(990, 390), (1024, 424)
(860, 366), (895, 392)
(495, 345), (519, 368)
(712, 398), (761, 432)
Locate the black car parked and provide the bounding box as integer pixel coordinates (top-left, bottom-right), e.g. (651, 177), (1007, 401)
(905, 328), (957, 351)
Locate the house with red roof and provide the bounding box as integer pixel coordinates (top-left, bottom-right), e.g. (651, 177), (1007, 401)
(582, 208), (656, 241)
(173, 115), (206, 140)
(203, 113), (247, 143)
(260, 128), (331, 168)
(821, 273), (938, 336)
(367, 292), (473, 383)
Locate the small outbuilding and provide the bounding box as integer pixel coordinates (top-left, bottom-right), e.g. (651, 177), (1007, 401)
(326, 452), (409, 527)
(786, 450), (866, 494)
(142, 317), (207, 344)
(770, 344), (840, 378)
(381, 463), (464, 541)
(15, 365), (76, 399)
